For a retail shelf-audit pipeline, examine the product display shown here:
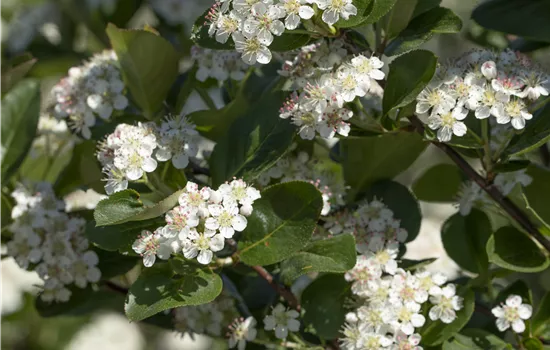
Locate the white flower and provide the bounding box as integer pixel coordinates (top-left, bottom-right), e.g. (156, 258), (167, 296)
(384, 301), (425, 335)
(481, 61), (497, 80)
(181, 228), (225, 265)
(519, 72), (549, 100)
(414, 269), (447, 300)
(493, 170), (532, 196)
(350, 55), (385, 82)
(163, 206), (199, 238)
(132, 229), (172, 267)
(315, 0), (357, 25)
(232, 31), (272, 65)
(218, 179), (261, 207)
(427, 107), (468, 142)
(317, 106), (352, 138)
(389, 270), (426, 304)
(6, 232), (42, 269)
(205, 203), (247, 238)
(278, 0), (315, 30)
(263, 303), (300, 339)
(392, 332), (422, 350)
(336, 67), (368, 102)
(244, 2), (285, 45)
(494, 99), (532, 130)
(71, 250), (101, 288)
(429, 284), (464, 324)
(103, 165), (128, 195)
(228, 317), (257, 350)
(41, 281), (72, 303)
(345, 254), (383, 296)
(178, 181), (211, 217)
(492, 294), (532, 333)
(156, 114), (199, 169)
(216, 11), (244, 44)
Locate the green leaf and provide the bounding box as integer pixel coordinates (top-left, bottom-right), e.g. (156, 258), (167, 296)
(335, 0), (374, 28)
(341, 132), (427, 201)
(363, 180), (422, 242)
(486, 226), (550, 273)
(238, 181), (323, 266)
(523, 338), (544, 350)
(442, 329), (510, 350)
(382, 50), (437, 116)
(302, 274), (351, 340)
(421, 287), (475, 346)
(472, 0), (550, 43)
(362, 0), (398, 25)
(384, 0), (418, 38)
(412, 163), (463, 202)
(36, 288), (125, 317)
(54, 140), (103, 196)
(106, 23), (179, 119)
(269, 32), (311, 51)
(493, 160), (530, 173)
(86, 218), (165, 253)
(441, 209), (492, 274)
(1, 53), (37, 93)
(496, 279), (532, 305)
(523, 165), (550, 228)
(385, 7), (462, 56)
(94, 188), (184, 226)
(280, 234), (357, 285)
(125, 260), (222, 321)
(400, 257), (437, 271)
(95, 249), (139, 279)
(503, 104), (550, 157)
(209, 83), (295, 187)
(532, 291), (550, 335)
(412, 0), (442, 18)
(1, 79), (41, 181)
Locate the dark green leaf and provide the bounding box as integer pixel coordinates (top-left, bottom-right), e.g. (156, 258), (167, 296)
(54, 140), (103, 196)
(400, 257), (437, 271)
(523, 338), (544, 350)
(385, 7), (462, 56)
(1, 79), (41, 181)
(384, 0), (418, 38)
(1, 54), (37, 93)
(238, 181), (323, 266)
(493, 160), (530, 173)
(472, 0), (550, 43)
(86, 218), (165, 253)
(412, 0), (442, 18)
(341, 132), (427, 201)
(280, 234), (357, 285)
(269, 32), (311, 51)
(504, 104), (550, 157)
(125, 260), (222, 321)
(335, 0), (374, 28)
(412, 163), (463, 202)
(532, 291), (550, 336)
(36, 288), (125, 317)
(106, 24), (179, 119)
(96, 249), (139, 279)
(302, 274), (350, 339)
(441, 209), (492, 274)
(442, 329), (510, 350)
(421, 287), (475, 346)
(382, 50), (437, 116)
(362, 0), (398, 25)
(523, 165), (550, 228)
(486, 226), (550, 273)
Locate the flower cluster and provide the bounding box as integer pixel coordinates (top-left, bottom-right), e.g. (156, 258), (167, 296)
(192, 46), (249, 83)
(337, 199), (463, 349)
(457, 169), (532, 216)
(416, 49), (549, 142)
(491, 294), (532, 333)
(278, 40), (385, 140)
(7, 182), (101, 303)
(97, 115), (199, 195)
(258, 150), (345, 215)
(228, 317), (258, 349)
(50, 50), (128, 139)
(203, 0), (357, 65)
(132, 180), (260, 266)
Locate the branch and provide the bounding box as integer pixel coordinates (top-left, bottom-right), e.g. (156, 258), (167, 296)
(408, 116), (550, 254)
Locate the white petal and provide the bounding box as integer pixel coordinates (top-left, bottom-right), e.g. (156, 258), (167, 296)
(142, 157), (158, 172)
(197, 249), (213, 264)
(518, 304), (532, 319)
(512, 319), (525, 333)
(232, 215), (247, 231)
(299, 6), (314, 19)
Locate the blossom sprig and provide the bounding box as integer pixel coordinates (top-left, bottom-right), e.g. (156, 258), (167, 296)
(202, 0), (358, 65)
(278, 40), (385, 140)
(492, 294), (533, 333)
(6, 182), (101, 303)
(50, 50), (128, 139)
(132, 179), (261, 267)
(97, 114), (199, 195)
(416, 48), (549, 142)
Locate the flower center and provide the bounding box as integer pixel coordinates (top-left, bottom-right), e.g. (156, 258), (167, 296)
(330, 0), (345, 10)
(245, 37), (262, 53)
(504, 306), (519, 322)
(284, 0), (300, 14)
(440, 112), (455, 127)
(218, 211), (233, 227)
(196, 234), (211, 250)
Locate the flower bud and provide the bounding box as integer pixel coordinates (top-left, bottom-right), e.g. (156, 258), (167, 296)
(481, 60), (497, 79)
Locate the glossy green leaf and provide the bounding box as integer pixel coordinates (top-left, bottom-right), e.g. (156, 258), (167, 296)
(441, 209), (492, 274)
(106, 24), (179, 119)
(400, 257), (437, 271)
(532, 291), (550, 336)
(54, 140), (103, 196)
(94, 188), (185, 226)
(302, 274), (351, 340)
(504, 104), (550, 157)
(382, 50), (437, 116)
(421, 288), (475, 346)
(442, 329), (510, 350)
(362, 0), (398, 25)
(412, 163), (463, 202)
(493, 160), (530, 173)
(1, 79), (41, 181)
(523, 165), (550, 228)
(335, 0), (374, 28)
(385, 7), (462, 56)
(412, 0), (442, 18)
(340, 132), (427, 201)
(238, 181), (323, 266)
(472, 0), (550, 43)
(125, 260), (223, 321)
(96, 249), (139, 279)
(384, 0), (418, 38)
(280, 234), (357, 285)
(486, 226), (550, 273)
(1, 54), (37, 93)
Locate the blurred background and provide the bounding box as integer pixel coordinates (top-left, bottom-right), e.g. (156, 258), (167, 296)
(2, 0), (550, 349)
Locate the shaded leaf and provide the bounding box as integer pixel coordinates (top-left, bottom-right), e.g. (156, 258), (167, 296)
(412, 163), (463, 202)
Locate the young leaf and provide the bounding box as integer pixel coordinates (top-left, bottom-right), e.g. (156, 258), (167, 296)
(472, 0), (550, 43)
(125, 260), (222, 321)
(385, 7), (463, 56)
(340, 133), (427, 201)
(486, 226), (550, 273)
(412, 163), (463, 202)
(1, 79), (41, 181)
(442, 329), (510, 350)
(363, 180), (422, 242)
(441, 209), (492, 274)
(279, 234), (357, 285)
(421, 287), (475, 346)
(106, 24), (179, 119)
(382, 50), (437, 116)
(302, 274), (351, 340)
(238, 181), (323, 266)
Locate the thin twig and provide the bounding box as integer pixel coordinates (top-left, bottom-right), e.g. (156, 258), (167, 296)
(409, 116), (550, 254)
